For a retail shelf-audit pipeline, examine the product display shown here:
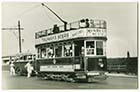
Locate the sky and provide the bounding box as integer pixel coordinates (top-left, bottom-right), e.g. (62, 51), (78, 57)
(1, 2), (138, 58)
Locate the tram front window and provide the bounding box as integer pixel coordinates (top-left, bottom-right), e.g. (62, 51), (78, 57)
(96, 41), (103, 55)
(86, 41), (95, 55)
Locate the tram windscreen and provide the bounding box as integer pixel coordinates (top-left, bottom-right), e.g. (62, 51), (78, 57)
(86, 41), (95, 55)
(86, 41), (104, 56)
(96, 41), (103, 55)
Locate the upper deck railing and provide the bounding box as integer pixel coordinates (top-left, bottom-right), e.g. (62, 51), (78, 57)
(35, 19), (106, 39)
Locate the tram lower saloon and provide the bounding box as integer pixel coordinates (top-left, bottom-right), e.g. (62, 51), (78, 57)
(35, 39), (107, 82)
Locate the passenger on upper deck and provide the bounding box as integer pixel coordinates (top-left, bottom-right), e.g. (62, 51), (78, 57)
(53, 24), (59, 33)
(80, 19), (89, 28)
(85, 19), (89, 28)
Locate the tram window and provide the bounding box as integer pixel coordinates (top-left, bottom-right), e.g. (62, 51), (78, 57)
(41, 48), (46, 58)
(55, 45), (62, 57)
(86, 41), (95, 55)
(46, 47), (54, 58)
(21, 56), (26, 60)
(27, 55), (32, 60)
(19, 56), (23, 60)
(96, 41), (103, 55)
(64, 44), (72, 56)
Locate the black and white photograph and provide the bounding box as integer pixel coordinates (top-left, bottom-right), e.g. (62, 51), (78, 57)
(1, 1), (138, 90)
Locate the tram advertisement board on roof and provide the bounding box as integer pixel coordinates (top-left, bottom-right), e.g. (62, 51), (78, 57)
(35, 28), (106, 45)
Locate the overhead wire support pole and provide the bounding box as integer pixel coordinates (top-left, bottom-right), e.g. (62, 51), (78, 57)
(41, 3), (67, 31)
(2, 21), (24, 53)
(18, 20), (22, 53)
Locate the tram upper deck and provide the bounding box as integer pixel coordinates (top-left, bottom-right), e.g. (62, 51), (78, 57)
(35, 19), (107, 45)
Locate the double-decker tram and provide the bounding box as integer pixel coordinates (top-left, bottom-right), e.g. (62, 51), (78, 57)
(35, 19), (107, 82)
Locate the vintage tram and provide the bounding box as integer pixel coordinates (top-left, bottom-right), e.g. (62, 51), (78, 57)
(12, 53), (36, 76)
(35, 19), (107, 82)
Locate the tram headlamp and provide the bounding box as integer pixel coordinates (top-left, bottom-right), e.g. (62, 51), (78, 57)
(98, 59), (104, 68)
(98, 63), (104, 68)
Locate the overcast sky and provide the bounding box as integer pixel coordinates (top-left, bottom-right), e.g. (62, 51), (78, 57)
(1, 2), (137, 58)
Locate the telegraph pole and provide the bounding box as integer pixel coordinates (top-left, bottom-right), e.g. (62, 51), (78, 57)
(2, 20), (24, 53)
(18, 20), (22, 53)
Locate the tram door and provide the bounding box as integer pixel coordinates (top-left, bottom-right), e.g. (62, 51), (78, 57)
(74, 40), (84, 70)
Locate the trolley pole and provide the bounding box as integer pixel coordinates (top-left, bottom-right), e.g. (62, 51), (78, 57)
(18, 20), (22, 53)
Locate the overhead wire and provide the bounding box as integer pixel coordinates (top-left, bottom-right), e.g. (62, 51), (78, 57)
(10, 25), (19, 41)
(16, 4), (41, 19)
(3, 3), (59, 48)
(5, 4), (41, 42)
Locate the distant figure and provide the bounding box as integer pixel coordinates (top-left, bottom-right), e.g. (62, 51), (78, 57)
(25, 61), (34, 78)
(9, 61), (16, 76)
(127, 51), (130, 58)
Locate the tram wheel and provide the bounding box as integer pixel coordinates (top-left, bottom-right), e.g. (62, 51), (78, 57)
(15, 67), (22, 76)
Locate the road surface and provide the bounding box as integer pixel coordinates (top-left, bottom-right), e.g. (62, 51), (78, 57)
(2, 71), (138, 89)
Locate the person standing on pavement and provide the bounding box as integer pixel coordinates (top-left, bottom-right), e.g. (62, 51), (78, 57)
(9, 61), (16, 76)
(24, 61), (34, 78)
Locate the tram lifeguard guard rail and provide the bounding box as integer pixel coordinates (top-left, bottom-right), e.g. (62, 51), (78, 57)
(35, 19), (107, 82)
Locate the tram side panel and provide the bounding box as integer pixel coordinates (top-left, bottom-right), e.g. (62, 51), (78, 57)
(36, 56), (107, 81)
(36, 58), (76, 79)
(36, 56), (87, 80)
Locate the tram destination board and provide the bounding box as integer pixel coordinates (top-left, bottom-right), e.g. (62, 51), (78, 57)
(35, 28), (106, 45)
